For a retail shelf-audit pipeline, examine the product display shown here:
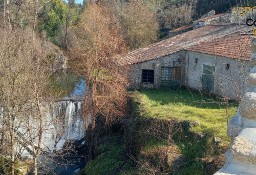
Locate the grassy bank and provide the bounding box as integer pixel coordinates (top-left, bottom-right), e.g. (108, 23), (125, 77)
(132, 89), (238, 142)
(81, 88), (238, 175)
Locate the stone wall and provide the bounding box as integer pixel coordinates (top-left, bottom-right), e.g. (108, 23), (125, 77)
(214, 36), (256, 175)
(128, 51), (186, 89)
(128, 50), (249, 100)
(186, 51), (249, 100)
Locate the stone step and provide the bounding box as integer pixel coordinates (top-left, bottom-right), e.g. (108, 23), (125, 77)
(242, 117), (256, 128)
(214, 162), (256, 175)
(239, 91), (256, 120)
(231, 128), (256, 165)
(248, 66), (256, 86)
(228, 113), (242, 138)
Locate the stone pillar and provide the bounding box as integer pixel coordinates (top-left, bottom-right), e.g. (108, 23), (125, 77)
(214, 37), (256, 174)
(154, 63), (161, 88)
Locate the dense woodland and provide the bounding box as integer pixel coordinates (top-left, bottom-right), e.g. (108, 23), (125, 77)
(0, 0), (256, 175)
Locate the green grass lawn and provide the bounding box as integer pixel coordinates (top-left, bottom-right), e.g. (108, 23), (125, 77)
(132, 88), (238, 143)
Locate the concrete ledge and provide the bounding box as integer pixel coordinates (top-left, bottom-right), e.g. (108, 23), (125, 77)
(214, 161), (256, 175)
(242, 117), (256, 128)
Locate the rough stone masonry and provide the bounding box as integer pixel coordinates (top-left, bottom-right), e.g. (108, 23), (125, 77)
(214, 36), (256, 174)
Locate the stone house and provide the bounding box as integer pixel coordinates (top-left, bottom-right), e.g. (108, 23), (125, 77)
(192, 13), (230, 29)
(122, 23), (253, 99)
(214, 37), (256, 175)
(186, 33), (251, 99)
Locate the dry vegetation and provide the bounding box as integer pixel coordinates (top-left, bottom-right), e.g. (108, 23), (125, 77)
(0, 27), (55, 174)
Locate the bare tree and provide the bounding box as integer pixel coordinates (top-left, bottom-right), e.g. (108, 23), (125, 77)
(69, 2), (128, 159)
(0, 24), (57, 174)
(117, 0), (159, 50)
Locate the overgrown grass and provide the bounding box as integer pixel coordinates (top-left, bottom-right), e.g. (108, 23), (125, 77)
(81, 89), (234, 175)
(80, 134), (136, 175)
(132, 88), (238, 143)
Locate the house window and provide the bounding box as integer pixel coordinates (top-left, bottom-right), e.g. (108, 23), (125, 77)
(161, 67), (181, 88)
(161, 67), (181, 81)
(161, 67), (172, 81)
(142, 69), (154, 83)
(225, 63), (230, 70)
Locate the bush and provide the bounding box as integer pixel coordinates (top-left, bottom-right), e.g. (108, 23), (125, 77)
(0, 156), (22, 175)
(81, 135), (135, 175)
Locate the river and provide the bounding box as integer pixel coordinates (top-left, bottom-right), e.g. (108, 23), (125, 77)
(34, 78), (87, 175)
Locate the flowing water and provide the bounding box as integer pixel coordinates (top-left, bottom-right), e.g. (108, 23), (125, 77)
(0, 72), (87, 174)
(44, 100), (84, 152)
(24, 79), (87, 174)
(0, 75), (86, 174)
(43, 79), (86, 175)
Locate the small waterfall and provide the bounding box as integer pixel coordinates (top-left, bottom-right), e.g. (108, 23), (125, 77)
(30, 100), (86, 175)
(0, 79), (86, 159)
(15, 100), (85, 158)
(44, 100), (84, 152)
(0, 79), (86, 174)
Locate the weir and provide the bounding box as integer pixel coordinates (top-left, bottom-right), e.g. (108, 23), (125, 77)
(0, 96), (86, 174)
(19, 99), (85, 158)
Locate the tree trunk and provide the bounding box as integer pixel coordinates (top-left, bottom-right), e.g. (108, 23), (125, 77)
(86, 83), (97, 161)
(63, 9), (69, 50)
(34, 157), (38, 175)
(6, 0), (12, 30)
(10, 115), (15, 175)
(88, 130), (95, 160)
(11, 162), (14, 175)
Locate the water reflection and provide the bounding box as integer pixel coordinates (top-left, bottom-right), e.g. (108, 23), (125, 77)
(70, 79), (86, 98)
(51, 71), (85, 98)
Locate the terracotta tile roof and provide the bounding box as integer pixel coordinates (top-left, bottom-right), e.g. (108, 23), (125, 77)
(187, 33), (252, 60)
(120, 24), (250, 65)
